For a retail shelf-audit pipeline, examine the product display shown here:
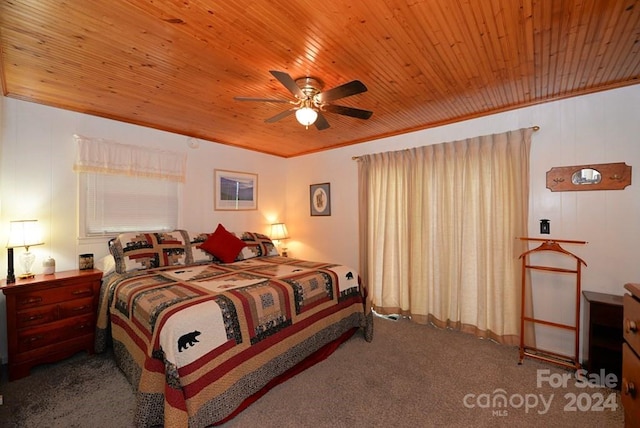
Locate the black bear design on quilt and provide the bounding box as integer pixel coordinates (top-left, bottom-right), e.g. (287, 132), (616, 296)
(178, 330), (201, 352)
(346, 272), (354, 280)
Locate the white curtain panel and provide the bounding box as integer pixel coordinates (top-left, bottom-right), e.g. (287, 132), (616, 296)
(358, 128), (532, 345)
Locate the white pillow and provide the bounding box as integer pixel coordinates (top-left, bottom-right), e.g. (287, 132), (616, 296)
(95, 254), (116, 275)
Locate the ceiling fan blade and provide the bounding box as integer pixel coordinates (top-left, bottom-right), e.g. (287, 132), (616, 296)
(234, 96), (291, 103)
(323, 104), (373, 120)
(314, 112), (330, 130)
(316, 80), (367, 103)
(269, 70), (305, 99)
(265, 108), (295, 123)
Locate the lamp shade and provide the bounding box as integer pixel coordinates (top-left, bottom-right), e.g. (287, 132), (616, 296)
(7, 220), (44, 250)
(270, 223), (289, 241)
(295, 107), (318, 127)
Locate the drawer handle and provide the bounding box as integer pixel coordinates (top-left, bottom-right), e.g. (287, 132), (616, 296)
(625, 319), (638, 333)
(21, 296), (43, 305)
(71, 289), (92, 296)
(74, 323), (90, 331)
(623, 378), (636, 397)
(23, 314), (44, 322)
(71, 305), (90, 312)
(24, 335), (44, 344)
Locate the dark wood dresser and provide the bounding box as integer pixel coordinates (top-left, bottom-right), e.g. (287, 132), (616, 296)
(583, 291), (623, 387)
(623, 283), (640, 427)
(1, 269), (102, 380)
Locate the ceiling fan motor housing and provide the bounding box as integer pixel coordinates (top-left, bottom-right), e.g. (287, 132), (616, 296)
(296, 77), (323, 105)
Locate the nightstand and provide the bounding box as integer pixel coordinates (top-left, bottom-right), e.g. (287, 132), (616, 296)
(583, 291), (623, 387)
(0, 269), (103, 380)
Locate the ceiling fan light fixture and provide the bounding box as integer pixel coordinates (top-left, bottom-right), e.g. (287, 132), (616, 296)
(295, 106), (318, 127)
(235, 70), (371, 131)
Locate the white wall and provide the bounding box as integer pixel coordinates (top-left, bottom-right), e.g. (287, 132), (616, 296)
(0, 97), (287, 362)
(286, 85), (640, 357)
(1, 84), (638, 364)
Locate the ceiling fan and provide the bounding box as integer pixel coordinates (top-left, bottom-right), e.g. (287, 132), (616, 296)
(234, 70), (373, 130)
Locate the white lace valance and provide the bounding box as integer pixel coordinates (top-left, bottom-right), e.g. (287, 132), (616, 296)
(72, 134), (186, 182)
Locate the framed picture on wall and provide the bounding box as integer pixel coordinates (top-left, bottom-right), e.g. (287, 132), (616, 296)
(310, 183), (331, 216)
(214, 169), (258, 210)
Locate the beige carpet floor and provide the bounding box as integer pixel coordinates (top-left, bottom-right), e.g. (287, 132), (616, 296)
(0, 315), (625, 427)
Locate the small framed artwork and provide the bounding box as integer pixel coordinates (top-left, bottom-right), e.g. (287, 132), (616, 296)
(310, 182), (331, 216)
(214, 169), (258, 210)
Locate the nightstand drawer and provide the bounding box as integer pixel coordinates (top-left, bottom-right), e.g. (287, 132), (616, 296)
(15, 282), (95, 310)
(624, 294), (640, 355)
(17, 314), (94, 353)
(58, 297), (95, 318)
(16, 296), (95, 328)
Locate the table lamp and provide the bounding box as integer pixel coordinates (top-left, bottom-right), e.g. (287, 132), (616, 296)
(270, 223), (290, 257)
(7, 220), (44, 280)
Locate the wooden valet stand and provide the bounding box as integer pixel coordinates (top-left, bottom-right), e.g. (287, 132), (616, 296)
(518, 237), (587, 370)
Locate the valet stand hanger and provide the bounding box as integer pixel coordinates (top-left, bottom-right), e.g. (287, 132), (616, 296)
(517, 237), (587, 370)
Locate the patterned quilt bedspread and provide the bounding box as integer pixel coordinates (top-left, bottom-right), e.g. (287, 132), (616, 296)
(96, 255), (373, 427)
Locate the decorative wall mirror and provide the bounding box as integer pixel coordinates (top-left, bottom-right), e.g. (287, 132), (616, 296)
(571, 168), (601, 185)
(546, 162), (632, 191)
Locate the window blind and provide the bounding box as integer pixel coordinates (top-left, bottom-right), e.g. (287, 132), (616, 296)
(83, 173), (179, 235)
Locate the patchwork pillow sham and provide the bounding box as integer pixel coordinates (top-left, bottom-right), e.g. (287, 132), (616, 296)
(109, 230), (190, 274)
(236, 231), (279, 260)
(188, 231), (217, 263)
(188, 229), (279, 263)
(109, 226), (280, 273)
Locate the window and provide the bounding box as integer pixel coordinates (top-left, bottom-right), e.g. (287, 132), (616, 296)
(79, 172), (180, 237)
(73, 134), (186, 238)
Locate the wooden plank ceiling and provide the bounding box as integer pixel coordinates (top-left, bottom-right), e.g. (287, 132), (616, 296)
(1, 0), (639, 157)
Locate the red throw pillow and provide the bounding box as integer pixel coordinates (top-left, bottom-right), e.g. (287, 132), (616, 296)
(200, 224), (247, 263)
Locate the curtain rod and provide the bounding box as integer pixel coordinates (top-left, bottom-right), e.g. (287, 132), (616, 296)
(351, 125), (540, 160)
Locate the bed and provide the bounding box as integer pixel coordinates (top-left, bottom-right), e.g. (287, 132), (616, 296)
(95, 225), (373, 427)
